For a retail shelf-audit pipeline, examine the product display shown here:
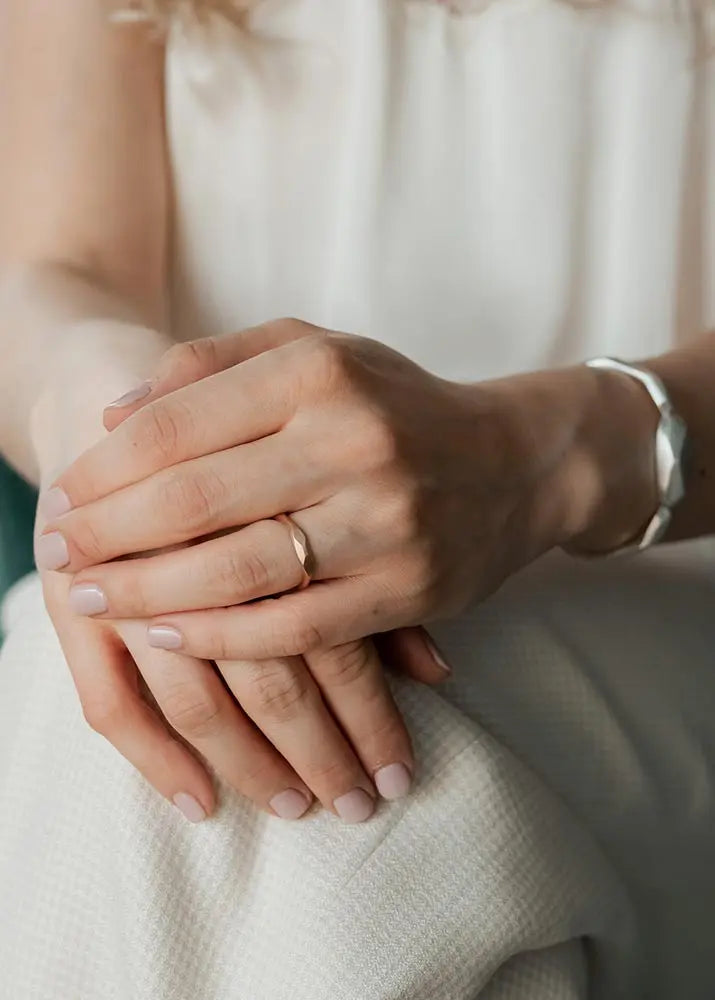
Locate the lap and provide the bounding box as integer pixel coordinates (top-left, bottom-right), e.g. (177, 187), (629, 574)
(437, 541), (715, 1000)
(0, 573), (643, 1000)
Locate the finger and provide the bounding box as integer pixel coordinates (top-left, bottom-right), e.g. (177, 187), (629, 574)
(118, 621), (314, 821)
(305, 639), (415, 802)
(65, 498), (376, 619)
(49, 599), (216, 821)
(37, 433), (323, 572)
(103, 319), (317, 430)
(218, 654), (377, 823)
(68, 520), (308, 619)
(376, 627), (452, 685)
(46, 332), (322, 512)
(144, 576), (408, 662)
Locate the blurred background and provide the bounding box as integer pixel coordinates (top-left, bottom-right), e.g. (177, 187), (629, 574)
(0, 459), (37, 639)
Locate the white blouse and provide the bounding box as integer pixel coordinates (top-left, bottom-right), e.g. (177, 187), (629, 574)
(0, 3), (714, 998)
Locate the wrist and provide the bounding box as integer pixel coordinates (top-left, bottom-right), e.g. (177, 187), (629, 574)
(560, 364), (661, 554)
(31, 320), (173, 485)
(468, 363), (660, 561)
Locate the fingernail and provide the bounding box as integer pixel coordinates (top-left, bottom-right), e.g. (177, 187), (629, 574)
(40, 487), (72, 519)
(106, 380), (154, 409)
(425, 635), (452, 675)
(333, 788), (375, 824)
(69, 583), (108, 617)
(270, 789), (311, 821)
(147, 625), (183, 650)
(173, 792), (207, 823)
(375, 762), (412, 801)
(35, 532), (69, 571)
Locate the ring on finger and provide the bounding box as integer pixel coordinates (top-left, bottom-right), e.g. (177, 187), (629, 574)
(274, 513), (314, 591)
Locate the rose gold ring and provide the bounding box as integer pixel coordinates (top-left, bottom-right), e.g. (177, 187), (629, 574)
(274, 513), (313, 591)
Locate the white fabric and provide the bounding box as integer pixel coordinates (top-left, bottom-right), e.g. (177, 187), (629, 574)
(0, 576), (633, 1000)
(2, 1), (715, 996)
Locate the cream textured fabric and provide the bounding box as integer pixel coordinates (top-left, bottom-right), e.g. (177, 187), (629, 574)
(2, 0), (715, 996)
(0, 577), (634, 1000)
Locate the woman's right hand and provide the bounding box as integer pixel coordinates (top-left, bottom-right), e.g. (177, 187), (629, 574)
(33, 325), (445, 823)
(44, 564), (444, 823)
(39, 563), (325, 823)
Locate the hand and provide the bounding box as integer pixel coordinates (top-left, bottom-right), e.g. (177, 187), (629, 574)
(98, 338), (451, 818)
(45, 541), (441, 822)
(35, 324), (449, 823)
(38, 319), (657, 662)
(31, 328), (324, 825)
(32, 330), (222, 823)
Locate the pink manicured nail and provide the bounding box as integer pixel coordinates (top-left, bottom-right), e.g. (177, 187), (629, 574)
(35, 532), (69, 571)
(106, 380), (154, 409)
(69, 584), (108, 617)
(333, 789), (375, 824)
(425, 636), (452, 675)
(40, 487), (72, 519)
(147, 625), (183, 650)
(270, 789), (311, 820)
(375, 763), (412, 801)
(173, 793), (207, 823)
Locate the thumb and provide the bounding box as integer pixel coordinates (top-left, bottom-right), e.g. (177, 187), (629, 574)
(378, 627), (452, 686)
(103, 319), (317, 431)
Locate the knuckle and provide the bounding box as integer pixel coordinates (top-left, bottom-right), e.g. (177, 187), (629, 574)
(81, 694), (128, 737)
(197, 625), (233, 661)
(248, 662), (313, 722)
(108, 568), (151, 616)
(239, 546), (273, 594)
(158, 470), (223, 532)
(213, 545), (272, 599)
(308, 333), (349, 387)
(278, 607), (324, 655)
(304, 756), (354, 787)
(382, 486), (422, 545)
(272, 316), (308, 335)
(361, 416), (400, 469)
(404, 545), (442, 612)
(135, 400), (190, 464)
(313, 640), (374, 688)
(208, 548), (244, 596)
(70, 517), (107, 565)
(236, 751), (279, 788)
(109, 567), (143, 612)
(162, 685), (223, 739)
(364, 710), (403, 746)
(162, 339), (219, 381)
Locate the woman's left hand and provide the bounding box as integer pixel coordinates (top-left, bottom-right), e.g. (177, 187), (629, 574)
(37, 318), (657, 661)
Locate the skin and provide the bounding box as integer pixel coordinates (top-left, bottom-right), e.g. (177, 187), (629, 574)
(6, 0), (715, 824)
(37, 323), (715, 663)
(0, 1), (445, 826)
(37, 321), (663, 660)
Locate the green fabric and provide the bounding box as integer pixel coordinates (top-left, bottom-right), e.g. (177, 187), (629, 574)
(0, 458), (37, 612)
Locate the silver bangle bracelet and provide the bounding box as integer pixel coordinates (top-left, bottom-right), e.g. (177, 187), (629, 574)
(582, 356), (689, 554)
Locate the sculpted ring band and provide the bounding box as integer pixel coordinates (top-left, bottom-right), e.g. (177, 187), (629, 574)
(274, 513), (313, 591)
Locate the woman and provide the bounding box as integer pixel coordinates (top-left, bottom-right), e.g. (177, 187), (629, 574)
(1, 0), (714, 996)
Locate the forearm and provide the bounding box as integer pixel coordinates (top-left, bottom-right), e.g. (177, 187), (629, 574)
(0, 261), (172, 485)
(0, 3), (169, 484)
(498, 330), (715, 555)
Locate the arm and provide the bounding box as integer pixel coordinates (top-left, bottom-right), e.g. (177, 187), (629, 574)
(35, 317), (715, 664)
(462, 332), (715, 556)
(0, 3), (433, 822)
(0, 0), (229, 819)
(0, 0), (170, 482)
